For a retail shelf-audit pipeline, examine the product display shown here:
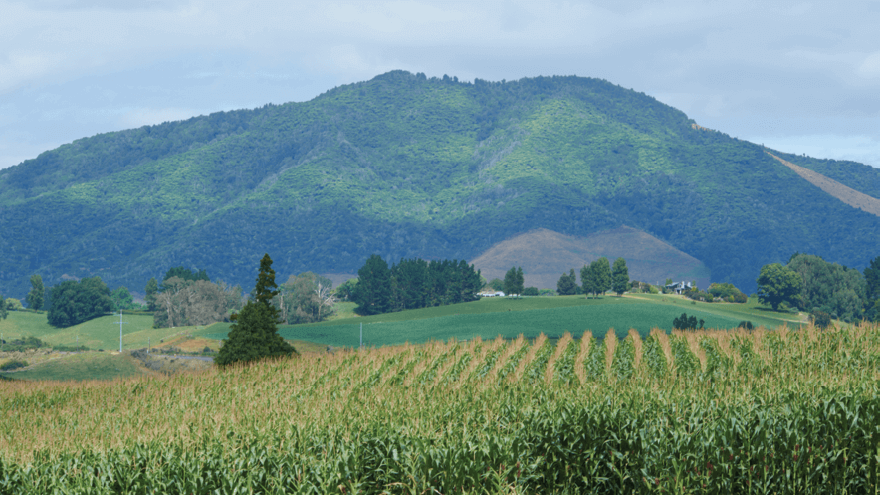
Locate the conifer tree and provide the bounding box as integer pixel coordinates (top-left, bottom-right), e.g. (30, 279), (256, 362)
(354, 254), (392, 315)
(144, 277), (158, 311)
(215, 254), (296, 366)
(557, 269), (578, 296)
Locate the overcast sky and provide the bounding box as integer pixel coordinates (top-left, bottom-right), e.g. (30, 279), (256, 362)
(2, 0), (880, 170)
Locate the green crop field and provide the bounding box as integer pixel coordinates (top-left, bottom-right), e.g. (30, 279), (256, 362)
(7, 352), (145, 382)
(0, 311), (208, 351)
(0, 323), (878, 493)
(199, 295), (800, 347)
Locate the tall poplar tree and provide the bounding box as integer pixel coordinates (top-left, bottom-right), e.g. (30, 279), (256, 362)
(215, 254), (296, 366)
(611, 258), (630, 296)
(26, 274), (44, 311)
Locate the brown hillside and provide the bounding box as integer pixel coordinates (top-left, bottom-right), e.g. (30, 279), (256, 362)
(470, 227), (710, 290)
(768, 152), (880, 217)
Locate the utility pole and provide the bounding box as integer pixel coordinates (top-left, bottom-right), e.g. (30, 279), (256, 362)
(116, 311), (128, 353)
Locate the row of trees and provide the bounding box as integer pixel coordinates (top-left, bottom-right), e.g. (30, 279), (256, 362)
(556, 257), (630, 297)
(757, 253), (880, 322)
(354, 255), (483, 315)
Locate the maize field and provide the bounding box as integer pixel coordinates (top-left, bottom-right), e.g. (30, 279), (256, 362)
(1, 323), (880, 493)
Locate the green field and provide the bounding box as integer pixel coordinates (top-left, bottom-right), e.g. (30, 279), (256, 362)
(0, 311), (208, 351)
(199, 295), (802, 347)
(5, 352), (145, 382)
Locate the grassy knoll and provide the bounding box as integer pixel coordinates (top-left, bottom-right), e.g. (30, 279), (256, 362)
(0, 311), (205, 351)
(5, 352), (146, 382)
(0, 323), (878, 493)
(199, 295), (800, 347)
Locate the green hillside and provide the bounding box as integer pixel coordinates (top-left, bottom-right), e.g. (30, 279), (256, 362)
(0, 311), (202, 351)
(199, 295), (800, 347)
(7, 352), (145, 382)
(1, 71), (878, 298)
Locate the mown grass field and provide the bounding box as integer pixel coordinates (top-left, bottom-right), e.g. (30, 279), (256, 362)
(0, 322), (878, 493)
(200, 295), (801, 347)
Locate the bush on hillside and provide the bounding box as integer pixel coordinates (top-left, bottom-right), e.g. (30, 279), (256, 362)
(673, 312), (704, 330)
(684, 290), (713, 302)
(811, 310), (832, 329)
(0, 360), (28, 371)
(708, 283), (748, 303)
(1, 336), (46, 352)
(47, 277), (113, 328)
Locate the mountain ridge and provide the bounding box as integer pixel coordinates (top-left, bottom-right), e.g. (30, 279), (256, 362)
(1, 70), (878, 298)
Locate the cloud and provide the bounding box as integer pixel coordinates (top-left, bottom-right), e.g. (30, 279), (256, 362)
(857, 52), (880, 79)
(1, 0), (880, 168)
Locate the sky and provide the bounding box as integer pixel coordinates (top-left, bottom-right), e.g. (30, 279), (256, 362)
(2, 0), (880, 170)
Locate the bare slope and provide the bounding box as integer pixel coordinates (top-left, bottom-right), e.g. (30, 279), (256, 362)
(470, 227), (710, 290)
(768, 152), (880, 217)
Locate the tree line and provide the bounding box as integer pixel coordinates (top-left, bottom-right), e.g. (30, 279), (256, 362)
(353, 255), (483, 315)
(757, 253), (880, 323)
(555, 257), (630, 297)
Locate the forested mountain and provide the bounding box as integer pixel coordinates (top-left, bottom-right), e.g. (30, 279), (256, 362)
(1, 70), (879, 298)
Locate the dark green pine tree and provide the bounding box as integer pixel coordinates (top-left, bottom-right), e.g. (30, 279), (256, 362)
(557, 269), (577, 296)
(215, 254), (297, 366)
(354, 254), (392, 315)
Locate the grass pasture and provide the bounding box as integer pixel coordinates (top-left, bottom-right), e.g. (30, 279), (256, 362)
(0, 323), (878, 493)
(0, 311), (209, 351)
(200, 295), (800, 347)
(5, 352), (146, 382)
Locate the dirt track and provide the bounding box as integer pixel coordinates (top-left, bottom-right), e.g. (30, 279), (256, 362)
(768, 152), (880, 217)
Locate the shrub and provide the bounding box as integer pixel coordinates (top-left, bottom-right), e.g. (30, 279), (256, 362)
(708, 283), (747, 303)
(811, 310), (832, 329)
(0, 360), (28, 371)
(673, 312), (704, 330)
(4, 298), (23, 311)
(522, 287), (539, 296)
(737, 320), (754, 330)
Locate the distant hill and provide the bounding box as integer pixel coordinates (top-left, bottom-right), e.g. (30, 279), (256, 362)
(471, 227), (710, 290)
(1, 70), (879, 298)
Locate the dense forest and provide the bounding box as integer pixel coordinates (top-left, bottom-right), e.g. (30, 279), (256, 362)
(1, 70), (879, 298)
